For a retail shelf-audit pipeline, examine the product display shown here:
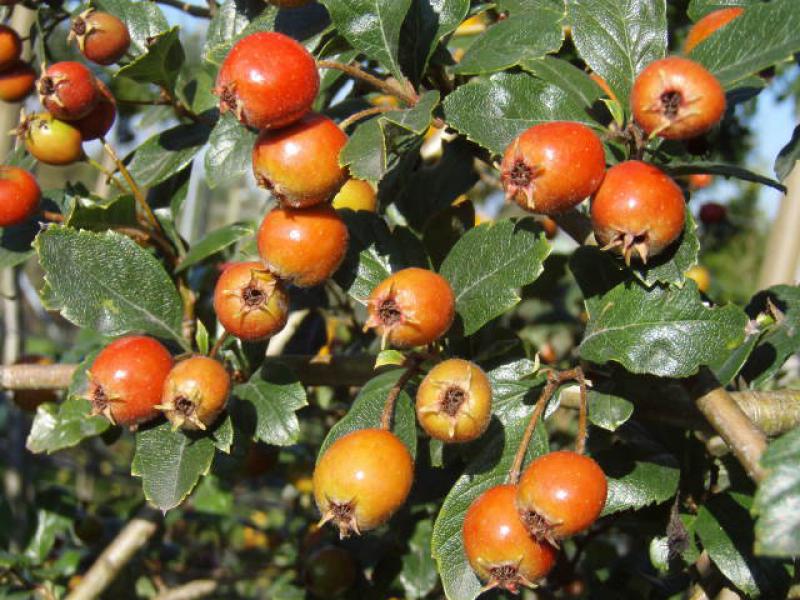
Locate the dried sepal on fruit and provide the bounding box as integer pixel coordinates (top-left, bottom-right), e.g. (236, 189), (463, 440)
(313, 428), (413, 538)
(213, 261), (290, 341)
(416, 358), (492, 443)
(37, 61), (99, 121)
(157, 356), (231, 431)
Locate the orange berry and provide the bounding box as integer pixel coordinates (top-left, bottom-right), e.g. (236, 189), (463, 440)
(0, 61), (35, 102)
(158, 356), (231, 431)
(0, 24), (22, 71)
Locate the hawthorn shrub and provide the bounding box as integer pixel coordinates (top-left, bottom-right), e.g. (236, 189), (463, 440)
(0, 0), (799, 598)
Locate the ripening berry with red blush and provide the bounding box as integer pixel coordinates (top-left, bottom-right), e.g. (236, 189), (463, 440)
(500, 121), (606, 215)
(313, 428), (413, 538)
(215, 31), (319, 130)
(0, 61), (36, 102)
(463, 484), (557, 593)
(257, 204), (349, 287)
(416, 359), (492, 443)
(87, 335), (174, 427)
(516, 451), (607, 544)
(684, 8), (744, 54)
(73, 79), (116, 142)
(591, 161), (686, 264)
(213, 261), (290, 341)
(0, 165), (40, 227)
(365, 268), (455, 349)
(631, 57), (725, 140)
(253, 113), (348, 208)
(69, 9), (131, 66)
(699, 201), (726, 225)
(158, 356), (231, 431)
(37, 61), (100, 121)
(0, 25), (22, 71)
(18, 113), (84, 166)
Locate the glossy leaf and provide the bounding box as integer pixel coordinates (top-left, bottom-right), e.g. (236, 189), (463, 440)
(176, 221), (255, 273)
(127, 123), (212, 188)
(117, 27), (185, 93)
(204, 113), (258, 188)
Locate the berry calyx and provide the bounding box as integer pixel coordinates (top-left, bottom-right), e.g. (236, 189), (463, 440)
(213, 261), (290, 341)
(17, 112), (83, 166)
(0, 24), (22, 71)
(69, 9), (131, 66)
(0, 61), (36, 103)
(252, 113), (347, 208)
(516, 451), (607, 545)
(158, 356), (231, 431)
(305, 546), (357, 598)
(631, 56), (725, 140)
(500, 121), (606, 215)
(699, 201), (726, 225)
(313, 428), (413, 538)
(87, 335), (174, 427)
(72, 79), (116, 142)
(590, 161), (686, 264)
(684, 8), (744, 54)
(257, 204), (349, 287)
(332, 178), (377, 212)
(215, 32), (319, 130)
(463, 484), (557, 593)
(365, 268), (455, 349)
(37, 61), (99, 121)
(415, 358), (492, 443)
(0, 165), (40, 227)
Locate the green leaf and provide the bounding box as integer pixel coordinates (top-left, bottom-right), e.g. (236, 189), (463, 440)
(204, 113), (258, 188)
(191, 475), (234, 516)
(572, 248), (747, 378)
(211, 413), (234, 454)
(775, 125), (800, 182)
(35, 227), (187, 348)
(443, 71), (600, 156)
(27, 398), (110, 455)
(132, 422), (216, 512)
(94, 0), (169, 55)
(176, 221), (255, 273)
(232, 363), (308, 446)
(587, 389), (633, 432)
(117, 27), (184, 93)
(440, 218), (551, 336)
(754, 427), (800, 557)
(568, 0), (667, 108)
(400, 519), (438, 599)
(334, 210), (429, 301)
(0, 220), (38, 269)
(455, 0), (564, 75)
(127, 123), (211, 188)
(687, 0), (754, 21)
(195, 319), (210, 355)
(399, 0), (470, 85)
(317, 369), (417, 460)
(522, 55), (604, 109)
(690, 0), (800, 89)
(696, 492), (790, 597)
(631, 208), (699, 288)
(63, 194), (138, 231)
(664, 162), (786, 193)
(24, 510), (72, 565)
(742, 285), (800, 386)
(320, 0), (413, 81)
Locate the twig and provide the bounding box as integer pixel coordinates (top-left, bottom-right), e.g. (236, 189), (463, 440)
(380, 355), (422, 430)
(209, 331), (230, 360)
(100, 139), (159, 232)
(153, 580), (218, 600)
(574, 369), (588, 454)
(317, 60), (418, 106)
(338, 106), (394, 131)
(152, 0), (212, 18)
(178, 277), (196, 345)
(66, 507), (161, 600)
(86, 156), (126, 193)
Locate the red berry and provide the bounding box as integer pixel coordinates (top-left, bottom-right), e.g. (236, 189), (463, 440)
(213, 261), (290, 341)
(0, 61), (36, 102)
(215, 32), (319, 130)
(590, 161), (686, 264)
(158, 356), (231, 431)
(305, 546), (357, 598)
(463, 484), (557, 593)
(365, 268), (455, 349)
(257, 204), (349, 287)
(684, 8), (744, 54)
(313, 428), (413, 537)
(699, 201), (726, 225)
(18, 113), (83, 166)
(87, 335), (174, 427)
(416, 359), (492, 443)
(0, 165), (40, 227)
(516, 451), (607, 543)
(0, 24), (22, 71)
(37, 61), (100, 121)
(252, 113), (347, 208)
(631, 56), (725, 141)
(688, 173), (713, 190)
(70, 9), (131, 66)
(72, 79), (116, 142)
(500, 121), (606, 215)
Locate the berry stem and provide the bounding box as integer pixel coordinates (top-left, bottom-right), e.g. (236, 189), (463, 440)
(380, 355), (422, 430)
(85, 157), (127, 194)
(338, 106), (394, 131)
(178, 276), (196, 346)
(209, 331), (230, 359)
(573, 368), (589, 455)
(317, 60), (419, 107)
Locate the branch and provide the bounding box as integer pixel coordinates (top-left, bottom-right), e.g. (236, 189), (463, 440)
(152, 0), (212, 18)
(153, 580), (218, 600)
(66, 507), (161, 600)
(380, 355), (423, 430)
(317, 60), (418, 106)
